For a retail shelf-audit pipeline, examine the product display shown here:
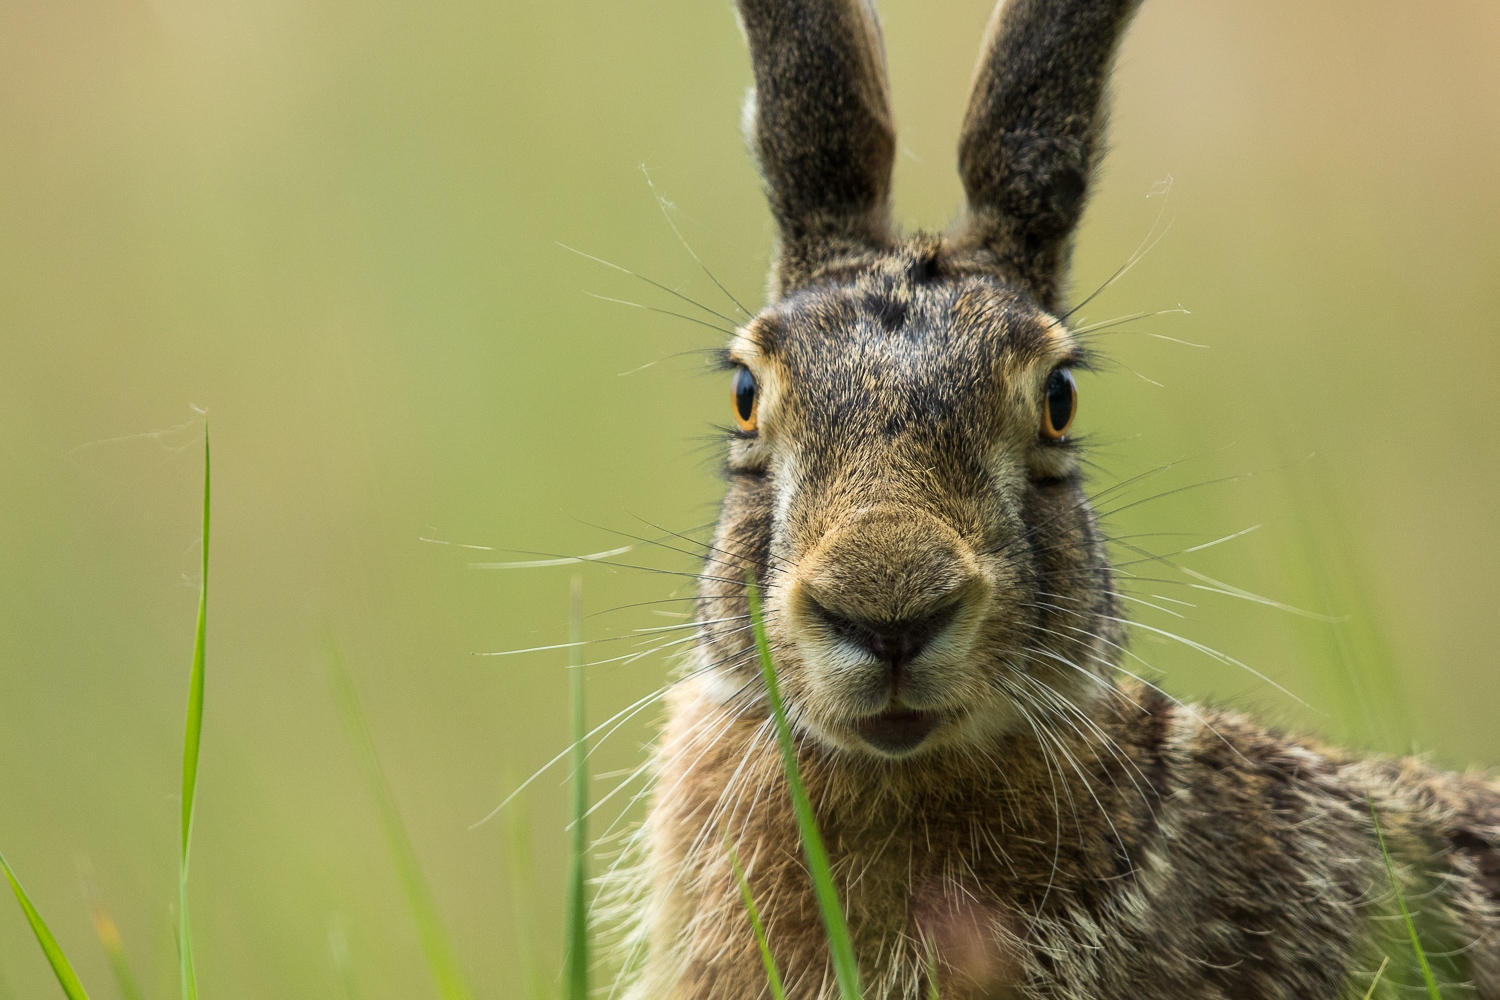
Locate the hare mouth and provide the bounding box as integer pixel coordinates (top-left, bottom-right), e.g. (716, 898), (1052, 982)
(854, 707), (940, 755)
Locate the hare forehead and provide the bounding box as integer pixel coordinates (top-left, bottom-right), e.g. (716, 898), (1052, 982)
(760, 277), (1060, 415)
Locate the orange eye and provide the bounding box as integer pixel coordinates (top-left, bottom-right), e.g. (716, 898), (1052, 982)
(732, 366), (759, 433)
(1042, 368), (1076, 440)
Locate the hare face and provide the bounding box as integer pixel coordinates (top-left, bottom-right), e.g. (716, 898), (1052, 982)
(701, 247), (1118, 759)
(690, 0), (1138, 759)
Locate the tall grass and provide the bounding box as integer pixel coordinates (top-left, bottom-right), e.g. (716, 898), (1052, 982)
(1282, 469), (1453, 995)
(501, 772), (547, 1000)
(725, 839), (787, 1000)
(1368, 798), (1444, 1000)
(0, 429), (211, 1000)
(88, 896), (145, 1000)
(178, 426), (209, 1000)
(746, 581), (862, 1000)
(0, 436), (1472, 1000)
(564, 574), (589, 1000)
(325, 636), (476, 1000)
(0, 853), (91, 1000)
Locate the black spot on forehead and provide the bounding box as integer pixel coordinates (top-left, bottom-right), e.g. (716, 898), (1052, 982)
(766, 270), (1053, 369)
(758, 268), (1057, 451)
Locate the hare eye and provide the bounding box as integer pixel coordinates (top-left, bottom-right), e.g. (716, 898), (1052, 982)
(1042, 368), (1076, 440)
(732, 367), (759, 433)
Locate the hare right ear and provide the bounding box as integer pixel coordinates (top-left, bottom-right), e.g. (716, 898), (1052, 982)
(956, 0), (1144, 312)
(735, 0), (896, 298)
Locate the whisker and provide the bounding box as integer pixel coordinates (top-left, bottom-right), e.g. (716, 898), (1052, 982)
(641, 165), (755, 319)
(1070, 306), (1190, 335)
(468, 544), (637, 570)
(1103, 614), (1309, 708)
(585, 292), (736, 337)
(1059, 177), (1176, 323)
(559, 241), (742, 327)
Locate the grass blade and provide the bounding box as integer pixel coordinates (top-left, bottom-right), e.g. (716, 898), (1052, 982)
(0, 850), (91, 999)
(89, 902), (144, 1000)
(501, 769), (548, 1000)
(1368, 797), (1442, 1000)
(725, 839), (787, 1000)
(324, 637), (475, 1000)
(328, 920), (360, 1000)
(179, 425), (210, 1000)
(746, 581), (861, 1000)
(564, 575), (589, 1000)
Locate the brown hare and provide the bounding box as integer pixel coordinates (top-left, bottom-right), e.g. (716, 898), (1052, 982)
(628, 0), (1500, 997)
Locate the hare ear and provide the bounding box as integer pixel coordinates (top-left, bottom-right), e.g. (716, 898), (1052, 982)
(956, 0), (1143, 311)
(736, 0), (896, 297)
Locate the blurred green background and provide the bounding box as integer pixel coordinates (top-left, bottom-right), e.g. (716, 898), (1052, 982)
(1, 0), (1497, 995)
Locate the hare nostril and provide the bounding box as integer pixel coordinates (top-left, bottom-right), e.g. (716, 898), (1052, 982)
(807, 597), (961, 672)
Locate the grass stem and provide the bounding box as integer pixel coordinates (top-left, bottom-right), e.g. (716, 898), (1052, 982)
(324, 637), (475, 1000)
(178, 424), (209, 1000)
(564, 574), (590, 1000)
(725, 839), (787, 1000)
(1368, 796), (1442, 999)
(89, 902), (144, 1000)
(747, 581), (861, 1000)
(0, 852), (91, 1000)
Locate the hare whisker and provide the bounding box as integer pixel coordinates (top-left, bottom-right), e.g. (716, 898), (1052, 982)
(640, 165), (755, 320)
(559, 240), (742, 327)
(1006, 665), (1156, 817)
(1070, 306), (1190, 336)
(586, 595), (701, 620)
(1058, 183), (1176, 324)
(1017, 684), (1134, 869)
(474, 627), (774, 831)
(977, 460), (1204, 561)
(586, 292), (737, 337)
(625, 512), (798, 576)
(1014, 644), (1152, 772)
(633, 615), (749, 635)
(584, 515), (794, 578)
(1007, 697), (1070, 927)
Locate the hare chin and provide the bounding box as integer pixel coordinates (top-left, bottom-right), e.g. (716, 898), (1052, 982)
(801, 695), (1035, 760)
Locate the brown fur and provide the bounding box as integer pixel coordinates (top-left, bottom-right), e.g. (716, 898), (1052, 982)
(624, 1), (1500, 996)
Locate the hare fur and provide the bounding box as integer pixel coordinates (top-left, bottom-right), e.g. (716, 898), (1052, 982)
(627, 0), (1500, 996)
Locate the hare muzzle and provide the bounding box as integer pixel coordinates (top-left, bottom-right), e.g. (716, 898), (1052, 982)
(787, 504), (991, 755)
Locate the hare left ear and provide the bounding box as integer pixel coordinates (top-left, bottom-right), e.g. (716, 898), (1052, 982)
(735, 0), (897, 298)
(956, 0), (1144, 312)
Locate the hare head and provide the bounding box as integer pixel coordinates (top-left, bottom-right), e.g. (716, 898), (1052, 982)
(697, 0), (1143, 760)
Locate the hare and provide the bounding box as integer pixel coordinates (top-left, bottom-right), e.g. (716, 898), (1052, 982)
(627, 0), (1500, 997)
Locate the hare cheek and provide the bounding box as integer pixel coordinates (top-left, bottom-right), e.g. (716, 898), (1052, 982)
(1027, 443), (1076, 482)
(767, 451), (803, 548)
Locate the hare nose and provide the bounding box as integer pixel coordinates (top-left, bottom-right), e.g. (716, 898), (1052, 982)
(808, 598), (961, 673)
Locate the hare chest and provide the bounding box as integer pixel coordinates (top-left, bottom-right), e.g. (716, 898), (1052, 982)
(639, 682), (1496, 1000)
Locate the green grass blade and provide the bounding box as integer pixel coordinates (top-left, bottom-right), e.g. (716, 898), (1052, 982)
(89, 903), (144, 1000)
(563, 575), (589, 1000)
(0, 850), (91, 1000)
(179, 426), (209, 1000)
(328, 921), (360, 1000)
(324, 637), (475, 1000)
(501, 768), (548, 1000)
(746, 581), (861, 1000)
(725, 839), (787, 1000)
(1368, 797), (1442, 1000)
